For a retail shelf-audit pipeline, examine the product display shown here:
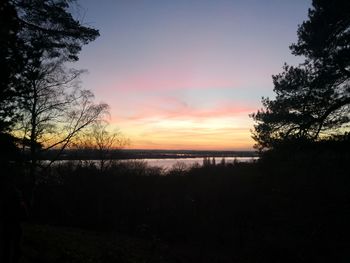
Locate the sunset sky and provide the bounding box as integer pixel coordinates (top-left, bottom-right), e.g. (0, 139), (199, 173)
(74, 0), (311, 150)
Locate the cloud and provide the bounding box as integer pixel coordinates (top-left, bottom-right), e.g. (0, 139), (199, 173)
(121, 100), (255, 122)
(109, 98), (255, 150)
(106, 86), (257, 150)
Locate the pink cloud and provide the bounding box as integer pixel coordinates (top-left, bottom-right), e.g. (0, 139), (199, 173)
(111, 97), (255, 123)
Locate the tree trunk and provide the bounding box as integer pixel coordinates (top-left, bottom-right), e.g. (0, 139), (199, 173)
(29, 82), (38, 207)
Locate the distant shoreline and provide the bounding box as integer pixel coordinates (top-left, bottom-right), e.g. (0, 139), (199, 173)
(33, 149), (258, 161)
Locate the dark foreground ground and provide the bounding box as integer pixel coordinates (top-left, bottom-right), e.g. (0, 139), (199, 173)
(21, 223), (242, 263)
(21, 223), (172, 263)
(6, 143), (350, 262)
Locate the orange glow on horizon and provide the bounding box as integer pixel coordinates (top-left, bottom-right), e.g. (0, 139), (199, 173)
(109, 108), (255, 150)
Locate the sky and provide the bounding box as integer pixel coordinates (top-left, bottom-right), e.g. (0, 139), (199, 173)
(73, 0), (311, 150)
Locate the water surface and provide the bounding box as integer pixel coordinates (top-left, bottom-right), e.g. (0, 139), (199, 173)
(125, 157), (258, 169)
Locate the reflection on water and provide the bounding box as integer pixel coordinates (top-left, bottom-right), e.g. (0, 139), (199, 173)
(141, 157), (258, 169)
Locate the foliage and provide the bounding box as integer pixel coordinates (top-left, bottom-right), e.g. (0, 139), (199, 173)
(15, 0), (99, 62)
(0, 0), (100, 133)
(0, 0), (24, 131)
(251, 0), (350, 150)
(0, 0), (106, 190)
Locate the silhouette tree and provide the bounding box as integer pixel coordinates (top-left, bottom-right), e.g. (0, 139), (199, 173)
(1, 0), (99, 130)
(15, 61), (108, 181)
(72, 122), (129, 171)
(0, 0), (24, 132)
(251, 0), (350, 150)
(220, 157), (226, 166)
(202, 157), (210, 167)
(15, 0), (99, 62)
(169, 161), (187, 176)
(0, 0), (102, 191)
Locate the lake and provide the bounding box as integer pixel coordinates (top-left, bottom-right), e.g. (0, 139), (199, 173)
(118, 156), (258, 169)
(48, 156), (258, 169)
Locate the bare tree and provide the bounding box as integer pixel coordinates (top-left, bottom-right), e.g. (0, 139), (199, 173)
(15, 60), (108, 186)
(72, 122), (129, 171)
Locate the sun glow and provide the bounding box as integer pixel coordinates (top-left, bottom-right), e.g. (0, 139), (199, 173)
(112, 115), (254, 150)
